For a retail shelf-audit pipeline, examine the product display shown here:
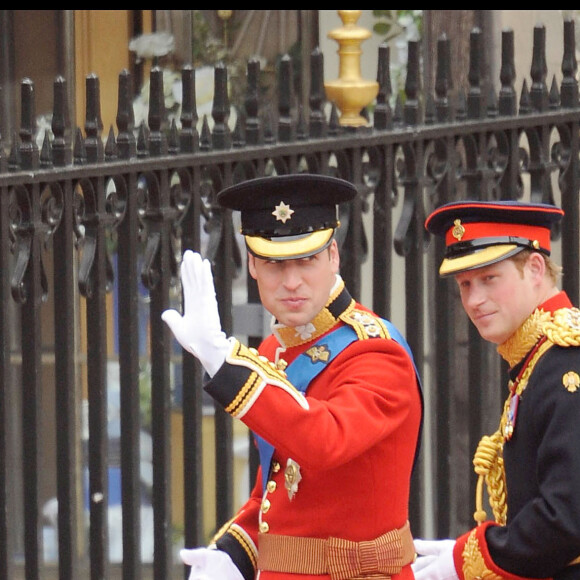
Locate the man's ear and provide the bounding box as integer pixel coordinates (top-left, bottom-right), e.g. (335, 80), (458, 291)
(329, 239), (340, 272)
(528, 251), (546, 281)
(247, 252), (258, 280)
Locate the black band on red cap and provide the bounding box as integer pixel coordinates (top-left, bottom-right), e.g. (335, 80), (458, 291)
(445, 236), (548, 257)
(424, 199), (564, 276)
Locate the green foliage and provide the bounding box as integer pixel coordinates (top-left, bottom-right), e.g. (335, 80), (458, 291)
(372, 10), (423, 43)
(371, 10), (423, 106)
(191, 10), (233, 67)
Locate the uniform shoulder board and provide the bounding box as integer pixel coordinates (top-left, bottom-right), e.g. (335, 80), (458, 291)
(339, 307), (391, 341)
(543, 307), (580, 347)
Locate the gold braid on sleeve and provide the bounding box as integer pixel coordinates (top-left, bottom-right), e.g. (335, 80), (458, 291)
(462, 529), (504, 580)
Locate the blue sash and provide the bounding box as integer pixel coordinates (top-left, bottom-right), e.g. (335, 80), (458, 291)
(254, 320), (417, 491)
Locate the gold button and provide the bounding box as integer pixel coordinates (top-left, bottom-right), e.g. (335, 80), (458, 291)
(267, 481), (277, 493)
(259, 521), (270, 533)
(272, 462), (280, 473)
(261, 499), (271, 513)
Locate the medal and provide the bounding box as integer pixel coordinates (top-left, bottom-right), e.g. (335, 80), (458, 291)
(284, 458), (302, 501)
(503, 393), (519, 440)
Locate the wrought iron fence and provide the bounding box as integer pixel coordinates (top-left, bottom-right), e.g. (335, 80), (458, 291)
(0, 19), (579, 580)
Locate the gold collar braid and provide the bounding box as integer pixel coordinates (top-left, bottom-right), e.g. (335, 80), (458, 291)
(497, 306), (580, 367)
(496, 308), (552, 367)
(273, 279), (355, 349)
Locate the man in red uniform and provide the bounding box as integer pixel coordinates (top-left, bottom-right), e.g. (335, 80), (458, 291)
(414, 200), (580, 580)
(162, 173), (423, 580)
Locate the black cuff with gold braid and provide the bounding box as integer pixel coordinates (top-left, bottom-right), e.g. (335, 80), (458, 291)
(204, 339), (300, 417)
(214, 531), (256, 580)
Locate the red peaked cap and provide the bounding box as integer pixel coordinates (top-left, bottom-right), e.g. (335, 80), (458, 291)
(425, 200), (564, 277)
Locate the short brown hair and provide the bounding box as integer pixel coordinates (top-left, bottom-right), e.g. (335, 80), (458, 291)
(510, 249), (562, 283)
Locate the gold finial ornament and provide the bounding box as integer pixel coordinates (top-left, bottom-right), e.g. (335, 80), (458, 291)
(324, 10), (379, 127)
(217, 11), (233, 49)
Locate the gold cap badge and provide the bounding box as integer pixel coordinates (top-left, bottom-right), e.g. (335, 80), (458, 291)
(452, 218), (465, 241)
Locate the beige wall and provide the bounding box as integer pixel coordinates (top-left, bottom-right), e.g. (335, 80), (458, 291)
(320, 10), (571, 91)
(492, 10), (569, 91)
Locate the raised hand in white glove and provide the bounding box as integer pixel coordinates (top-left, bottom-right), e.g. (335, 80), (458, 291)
(162, 250), (233, 377)
(180, 547), (244, 580)
(412, 539), (458, 580)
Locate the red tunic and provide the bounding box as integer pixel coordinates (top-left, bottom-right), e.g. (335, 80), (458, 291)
(204, 282), (423, 580)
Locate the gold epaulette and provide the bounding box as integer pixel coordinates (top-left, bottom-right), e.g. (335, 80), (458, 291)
(543, 307), (580, 347)
(339, 308), (391, 341)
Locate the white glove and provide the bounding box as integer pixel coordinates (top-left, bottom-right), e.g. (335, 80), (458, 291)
(162, 250), (233, 377)
(180, 547), (244, 580)
(412, 539), (458, 580)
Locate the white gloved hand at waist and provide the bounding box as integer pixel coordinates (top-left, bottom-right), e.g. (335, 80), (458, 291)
(412, 538), (459, 580)
(180, 547), (244, 580)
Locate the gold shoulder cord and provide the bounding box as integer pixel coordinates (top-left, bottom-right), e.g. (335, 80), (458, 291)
(472, 339), (552, 526)
(472, 429), (507, 526)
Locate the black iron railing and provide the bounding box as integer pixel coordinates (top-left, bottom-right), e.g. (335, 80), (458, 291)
(0, 20), (579, 580)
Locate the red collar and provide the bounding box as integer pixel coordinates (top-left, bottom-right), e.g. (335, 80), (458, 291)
(539, 290), (572, 314)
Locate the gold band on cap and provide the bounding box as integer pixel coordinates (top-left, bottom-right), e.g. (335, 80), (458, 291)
(439, 244), (521, 277)
(245, 228), (334, 260)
